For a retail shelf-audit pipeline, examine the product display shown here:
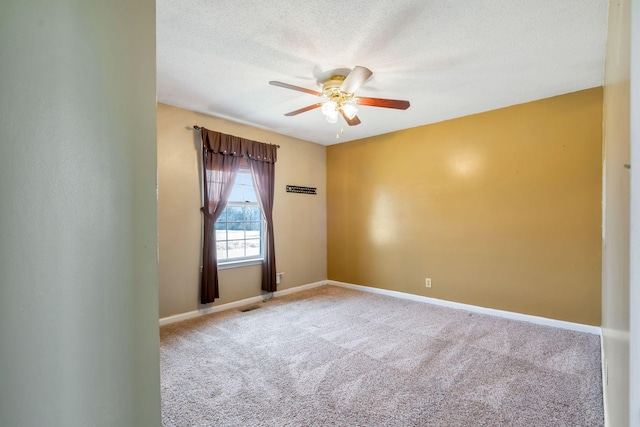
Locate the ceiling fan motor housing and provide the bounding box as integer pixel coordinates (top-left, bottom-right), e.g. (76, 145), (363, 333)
(322, 75), (354, 108)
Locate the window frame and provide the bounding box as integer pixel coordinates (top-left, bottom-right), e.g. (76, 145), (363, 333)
(215, 170), (265, 269)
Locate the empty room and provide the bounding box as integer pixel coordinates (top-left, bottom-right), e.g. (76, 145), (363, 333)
(2, 1), (637, 427)
(155, 1), (633, 426)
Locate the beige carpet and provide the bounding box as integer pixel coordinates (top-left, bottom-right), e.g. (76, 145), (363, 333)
(160, 285), (603, 426)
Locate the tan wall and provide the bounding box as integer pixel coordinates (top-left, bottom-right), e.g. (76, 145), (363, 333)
(157, 103), (327, 318)
(601, 0), (631, 424)
(327, 88), (602, 325)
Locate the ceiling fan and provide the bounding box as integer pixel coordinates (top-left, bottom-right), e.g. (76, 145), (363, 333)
(269, 66), (410, 126)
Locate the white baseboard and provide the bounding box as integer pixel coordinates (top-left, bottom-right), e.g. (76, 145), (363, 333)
(272, 280), (326, 297)
(161, 279), (602, 336)
(159, 280), (326, 326)
(327, 280), (602, 335)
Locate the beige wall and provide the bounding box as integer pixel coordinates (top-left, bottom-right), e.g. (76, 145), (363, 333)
(327, 88), (602, 325)
(602, 0), (631, 424)
(157, 103), (327, 318)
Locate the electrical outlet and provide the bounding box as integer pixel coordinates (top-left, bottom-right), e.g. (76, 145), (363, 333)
(425, 278), (432, 288)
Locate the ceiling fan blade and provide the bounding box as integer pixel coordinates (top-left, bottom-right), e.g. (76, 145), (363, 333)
(356, 97), (410, 110)
(284, 103), (324, 116)
(269, 81), (322, 96)
(339, 66), (373, 94)
(340, 110), (361, 126)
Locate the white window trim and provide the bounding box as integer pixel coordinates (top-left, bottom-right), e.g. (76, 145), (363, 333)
(218, 257), (263, 270)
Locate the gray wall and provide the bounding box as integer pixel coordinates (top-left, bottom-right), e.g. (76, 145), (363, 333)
(630, 0), (640, 424)
(601, 0), (632, 425)
(0, 1), (160, 426)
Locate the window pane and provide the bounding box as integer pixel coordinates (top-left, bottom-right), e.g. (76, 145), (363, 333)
(218, 207), (227, 221)
(247, 206), (261, 221)
(244, 186), (258, 203)
(216, 241), (228, 259)
(215, 229), (227, 241)
(246, 221), (261, 231)
(213, 172), (263, 263)
(246, 222), (261, 239)
(227, 230), (244, 246)
(245, 239), (260, 257)
(228, 222), (243, 231)
(229, 185), (243, 201)
(227, 240), (245, 259)
(236, 172), (252, 186)
(214, 221), (226, 231)
(226, 206), (244, 221)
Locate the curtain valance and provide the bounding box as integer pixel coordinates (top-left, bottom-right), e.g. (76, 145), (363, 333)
(201, 128), (277, 163)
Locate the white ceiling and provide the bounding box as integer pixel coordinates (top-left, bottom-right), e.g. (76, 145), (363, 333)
(156, 0), (609, 146)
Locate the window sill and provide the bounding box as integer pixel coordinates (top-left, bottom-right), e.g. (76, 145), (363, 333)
(218, 258), (263, 270)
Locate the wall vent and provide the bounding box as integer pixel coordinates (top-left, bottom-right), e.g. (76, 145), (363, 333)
(239, 305), (261, 313)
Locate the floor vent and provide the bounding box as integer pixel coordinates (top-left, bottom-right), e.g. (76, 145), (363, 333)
(239, 305), (261, 313)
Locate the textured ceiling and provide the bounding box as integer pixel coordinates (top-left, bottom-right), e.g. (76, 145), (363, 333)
(156, 0), (608, 146)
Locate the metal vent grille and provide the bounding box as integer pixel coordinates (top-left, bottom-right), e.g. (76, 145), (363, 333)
(239, 305), (261, 313)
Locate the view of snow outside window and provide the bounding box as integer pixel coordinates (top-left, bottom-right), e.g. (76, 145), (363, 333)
(215, 171), (262, 261)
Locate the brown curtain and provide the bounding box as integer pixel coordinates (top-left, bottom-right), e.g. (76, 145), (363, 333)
(199, 128), (278, 303)
(247, 144), (278, 293)
(200, 129), (243, 304)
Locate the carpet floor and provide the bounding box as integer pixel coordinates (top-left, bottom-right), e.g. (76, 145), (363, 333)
(160, 285), (604, 426)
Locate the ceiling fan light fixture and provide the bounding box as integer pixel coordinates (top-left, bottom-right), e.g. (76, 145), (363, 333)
(321, 101), (337, 116)
(342, 102), (358, 120)
(325, 111), (338, 123)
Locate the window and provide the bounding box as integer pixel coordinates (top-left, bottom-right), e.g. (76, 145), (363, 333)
(215, 171), (263, 266)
